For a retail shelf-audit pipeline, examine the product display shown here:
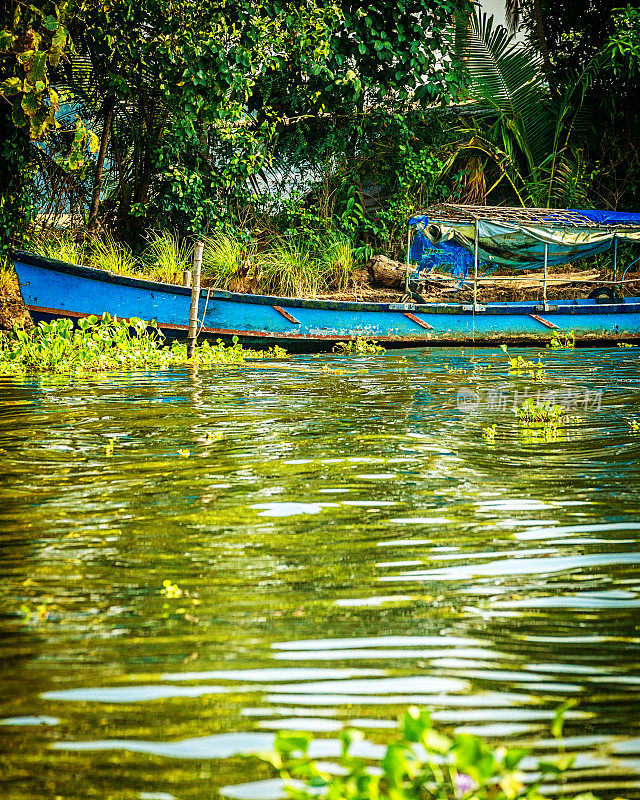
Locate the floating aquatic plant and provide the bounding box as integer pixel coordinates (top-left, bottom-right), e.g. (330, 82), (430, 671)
(547, 330), (576, 349)
(260, 706), (606, 800)
(516, 398), (566, 425)
(333, 337), (385, 355)
(482, 423), (497, 443)
(515, 398), (571, 443)
(500, 344), (545, 379)
(161, 580), (183, 599)
(0, 315), (288, 375)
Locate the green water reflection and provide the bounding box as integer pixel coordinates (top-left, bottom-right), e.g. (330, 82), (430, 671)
(1, 346), (639, 800)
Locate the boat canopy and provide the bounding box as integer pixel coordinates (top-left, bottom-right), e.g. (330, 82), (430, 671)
(409, 204), (640, 275)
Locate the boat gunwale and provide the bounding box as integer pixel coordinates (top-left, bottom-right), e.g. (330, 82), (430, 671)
(12, 249), (640, 317)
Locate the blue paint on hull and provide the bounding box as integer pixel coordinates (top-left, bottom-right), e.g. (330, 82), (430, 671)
(12, 251), (640, 351)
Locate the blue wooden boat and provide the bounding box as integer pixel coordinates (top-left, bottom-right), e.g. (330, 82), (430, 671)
(11, 206), (640, 351)
(11, 249), (640, 350)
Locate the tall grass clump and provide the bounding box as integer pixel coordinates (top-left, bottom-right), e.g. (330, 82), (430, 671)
(143, 230), (190, 283)
(202, 232), (247, 289)
(30, 231), (87, 266)
(319, 232), (355, 290)
(0, 262), (19, 294)
(90, 235), (139, 276)
(259, 239), (322, 297)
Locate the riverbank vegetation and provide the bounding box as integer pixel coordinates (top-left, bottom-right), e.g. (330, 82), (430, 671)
(2, 1), (639, 292)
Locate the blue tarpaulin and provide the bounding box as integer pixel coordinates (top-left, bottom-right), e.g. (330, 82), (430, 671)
(408, 210), (640, 274)
(409, 228), (475, 280)
(569, 209), (640, 226)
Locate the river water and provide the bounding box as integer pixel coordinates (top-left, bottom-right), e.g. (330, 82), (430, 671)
(1, 345), (639, 800)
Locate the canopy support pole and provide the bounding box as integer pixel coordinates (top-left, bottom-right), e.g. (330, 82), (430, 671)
(404, 224), (411, 297)
(473, 222), (479, 310)
(543, 242), (548, 310)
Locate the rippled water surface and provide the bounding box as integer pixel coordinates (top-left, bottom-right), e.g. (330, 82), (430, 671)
(1, 346), (640, 800)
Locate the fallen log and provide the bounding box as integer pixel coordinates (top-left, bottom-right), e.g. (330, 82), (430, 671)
(368, 253), (601, 293)
(368, 255), (407, 289)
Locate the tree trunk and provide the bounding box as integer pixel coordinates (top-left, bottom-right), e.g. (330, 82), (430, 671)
(88, 96), (116, 232)
(532, 0), (554, 90)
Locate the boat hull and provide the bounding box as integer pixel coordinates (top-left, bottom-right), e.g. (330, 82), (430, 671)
(12, 251), (640, 351)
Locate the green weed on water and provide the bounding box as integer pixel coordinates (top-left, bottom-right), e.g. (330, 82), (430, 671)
(261, 707), (612, 800)
(517, 398), (567, 425)
(547, 330), (576, 349)
(333, 338), (385, 355)
(482, 424), (497, 443)
(499, 344), (545, 379)
(0, 316), (288, 375)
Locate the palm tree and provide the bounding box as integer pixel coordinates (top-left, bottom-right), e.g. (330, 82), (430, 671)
(504, 0), (554, 87)
(444, 10), (589, 208)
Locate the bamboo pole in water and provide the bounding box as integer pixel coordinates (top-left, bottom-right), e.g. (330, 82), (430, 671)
(187, 240), (204, 359)
(404, 224), (411, 296)
(543, 242), (548, 307)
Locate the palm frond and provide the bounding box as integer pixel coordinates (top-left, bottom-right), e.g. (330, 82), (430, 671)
(462, 9), (554, 170)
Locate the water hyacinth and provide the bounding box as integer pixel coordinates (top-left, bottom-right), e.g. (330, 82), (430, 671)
(332, 337), (385, 355)
(260, 707), (613, 800)
(0, 314), (287, 375)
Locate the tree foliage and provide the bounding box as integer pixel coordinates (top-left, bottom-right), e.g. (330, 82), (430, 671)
(442, 11), (591, 207)
(518, 0), (640, 208)
(1, 0), (473, 247)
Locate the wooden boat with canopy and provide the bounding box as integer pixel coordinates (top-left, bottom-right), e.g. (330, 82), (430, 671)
(12, 205), (640, 350)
